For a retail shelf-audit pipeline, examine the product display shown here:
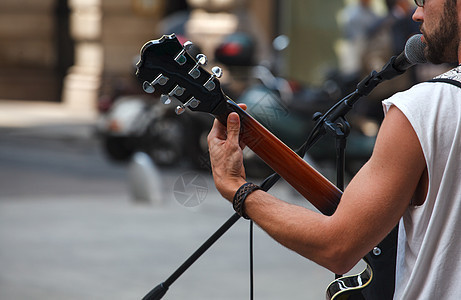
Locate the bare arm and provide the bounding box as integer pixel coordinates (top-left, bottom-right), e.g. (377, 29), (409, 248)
(208, 105), (426, 274)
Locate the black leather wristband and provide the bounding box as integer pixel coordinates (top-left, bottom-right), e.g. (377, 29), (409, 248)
(233, 182), (261, 219)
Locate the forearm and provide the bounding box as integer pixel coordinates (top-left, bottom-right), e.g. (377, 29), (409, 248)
(243, 189), (359, 274)
(208, 106), (425, 275)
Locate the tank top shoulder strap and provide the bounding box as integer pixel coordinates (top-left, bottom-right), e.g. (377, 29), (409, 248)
(426, 65), (461, 88)
(427, 78), (461, 88)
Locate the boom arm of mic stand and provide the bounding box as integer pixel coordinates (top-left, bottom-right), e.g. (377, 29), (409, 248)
(319, 55), (398, 123)
(319, 56), (401, 132)
(298, 56), (399, 155)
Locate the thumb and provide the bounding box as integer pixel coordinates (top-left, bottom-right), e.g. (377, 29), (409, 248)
(226, 112), (241, 144)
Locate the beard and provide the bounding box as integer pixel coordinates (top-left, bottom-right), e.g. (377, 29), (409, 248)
(422, 0), (459, 64)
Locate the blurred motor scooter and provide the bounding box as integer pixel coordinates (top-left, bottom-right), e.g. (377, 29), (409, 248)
(96, 45), (212, 168)
(214, 33), (378, 177)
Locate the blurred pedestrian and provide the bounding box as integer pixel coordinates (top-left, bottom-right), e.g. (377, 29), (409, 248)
(337, 0), (378, 77)
(360, 0), (420, 119)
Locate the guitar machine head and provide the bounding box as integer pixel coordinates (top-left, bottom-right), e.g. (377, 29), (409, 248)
(136, 33), (226, 115)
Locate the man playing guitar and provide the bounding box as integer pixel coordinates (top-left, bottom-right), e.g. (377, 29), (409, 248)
(207, 1), (461, 299)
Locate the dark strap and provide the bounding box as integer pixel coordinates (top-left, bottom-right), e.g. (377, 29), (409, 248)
(359, 225), (399, 300)
(232, 182), (261, 219)
(427, 78), (461, 89)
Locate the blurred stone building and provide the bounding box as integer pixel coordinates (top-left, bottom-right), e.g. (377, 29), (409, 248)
(0, 0), (343, 115)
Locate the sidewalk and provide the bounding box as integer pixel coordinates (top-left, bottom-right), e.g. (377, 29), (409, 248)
(0, 194), (335, 300)
(0, 99), (97, 138)
(0, 99), (337, 300)
(0, 99), (97, 125)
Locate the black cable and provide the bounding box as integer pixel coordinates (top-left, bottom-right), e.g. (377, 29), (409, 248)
(249, 220), (254, 300)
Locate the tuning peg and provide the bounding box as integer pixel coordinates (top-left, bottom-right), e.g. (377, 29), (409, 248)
(143, 81), (155, 93)
(175, 97), (201, 115)
(168, 85), (185, 97)
(188, 54), (208, 79)
(175, 105), (186, 115)
(184, 41), (194, 51)
(196, 54), (207, 65)
(160, 94), (171, 105)
(173, 41), (195, 66)
(142, 74), (169, 94)
(203, 66), (223, 91)
(187, 97), (200, 108)
(212, 66), (223, 78)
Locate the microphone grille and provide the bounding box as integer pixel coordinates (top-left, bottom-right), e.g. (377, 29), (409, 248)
(405, 34), (427, 65)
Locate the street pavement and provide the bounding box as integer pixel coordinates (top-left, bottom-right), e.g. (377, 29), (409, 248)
(0, 100), (354, 300)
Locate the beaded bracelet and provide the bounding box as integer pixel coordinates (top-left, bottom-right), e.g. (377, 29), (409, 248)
(233, 182), (261, 219)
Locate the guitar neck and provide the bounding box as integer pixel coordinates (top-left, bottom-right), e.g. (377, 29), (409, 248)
(134, 34), (341, 215)
(214, 99), (341, 216)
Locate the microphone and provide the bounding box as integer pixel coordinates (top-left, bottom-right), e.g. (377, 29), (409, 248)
(379, 34), (427, 80)
(394, 34), (427, 71)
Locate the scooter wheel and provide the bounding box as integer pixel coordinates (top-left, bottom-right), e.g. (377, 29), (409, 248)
(146, 117), (185, 166)
(103, 136), (135, 162)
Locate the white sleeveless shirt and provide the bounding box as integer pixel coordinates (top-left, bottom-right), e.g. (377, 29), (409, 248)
(382, 66), (461, 299)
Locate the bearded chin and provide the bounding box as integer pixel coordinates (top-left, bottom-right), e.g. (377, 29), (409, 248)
(424, 32), (459, 64)
(424, 0), (459, 64)
(425, 42), (446, 65)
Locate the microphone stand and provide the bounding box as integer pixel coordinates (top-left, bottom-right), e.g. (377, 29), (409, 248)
(303, 57), (404, 297)
(142, 56), (405, 300)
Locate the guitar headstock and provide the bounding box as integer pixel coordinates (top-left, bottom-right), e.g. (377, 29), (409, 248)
(136, 33), (226, 115)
